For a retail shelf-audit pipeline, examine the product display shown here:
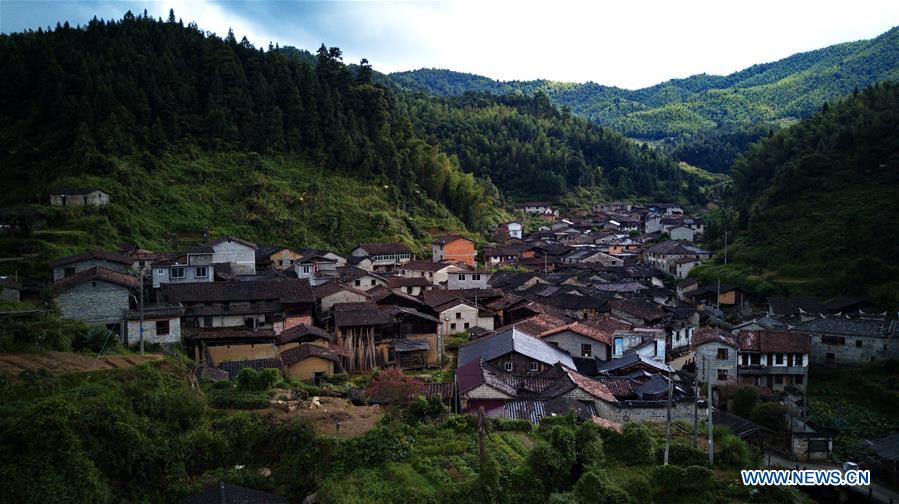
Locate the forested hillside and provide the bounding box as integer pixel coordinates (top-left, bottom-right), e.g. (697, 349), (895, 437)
(402, 92), (698, 201)
(696, 83), (899, 307)
(392, 26), (899, 171)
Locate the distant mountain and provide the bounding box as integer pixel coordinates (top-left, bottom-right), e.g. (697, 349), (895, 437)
(695, 82), (899, 308)
(391, 27), (899, 169)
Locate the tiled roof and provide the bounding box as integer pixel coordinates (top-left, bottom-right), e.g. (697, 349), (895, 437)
(52, 266), (139, 291)
(738, 329), (811, 353)
(645, 241), (709, 256)
(767, 297), (828, 316)
(217, 358), (282, 378)
(160, 278), (313, 304)
(402, 260), (452, 272)
(386, 276), (434, 288)
(540, 316), (630, 346)
(610, 298), (665, 322)
(457, 327), (575, 369)
(275, 324), (333, 345)
(422, 288), (502, 308)
(333, 303), (394, 327)
(692, 327), (737, 348)
(432, 234), (472, 245)
(51, 250), (133, 267)
(355, 242), (412, 255)
(313, 281), (370, 300)
(795, 317), (895, 339)
(280, 344), (341, 365)
(562, 366), (617, 403)
(208, 235), (257, 249)
(186, 328), (276, 341)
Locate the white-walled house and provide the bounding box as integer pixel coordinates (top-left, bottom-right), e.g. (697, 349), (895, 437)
(446, 271), (491, 290)
(434, 299), (494, 336)
(209, 236), (257, 275)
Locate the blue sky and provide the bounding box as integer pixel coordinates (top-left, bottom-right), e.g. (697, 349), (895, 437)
(2, 1), (897, 89)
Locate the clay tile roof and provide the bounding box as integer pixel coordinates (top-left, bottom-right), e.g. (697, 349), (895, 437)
(160, 278), (313, 304)
(275, 324), (334, 345)
(386, 276), (433, 288)
(51, 250), (134, 267)
(355, 242), (412, 255)
(739, 329), (811, 353)
(280, 344), (341, 366)
(313, 281), (370, 300)
(187, 328), (276, 341)
(333, 304), (393, 326)
(432, 234), (472, 245)
(692, 327), (737, 349)
(562, 366), (618, 403)
(52, 266), (139, 291)
(610, 298), (665, 321)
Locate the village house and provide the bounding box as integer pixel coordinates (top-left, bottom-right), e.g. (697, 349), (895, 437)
(385, 276), (434, 296)
(280, 344), (342, 382)
(484, 244), (536, 266)
(643, 241), (710, 275)
(688, 284), (752, 315)
(692, 327), (738, 389)
(400, 260), (460, 286)
(431, 235), (476, 267)
(313, 281), (372, 316)
(185, 328), (279, 368)
(255, 245), (303, 270)
(538, 317), (631, 360)
(49, 187), (109, 207)
(159, 278), (314, 333)
(123, 304), (183, 347)
(446, 270), (491, 290)
(499, 221), (523, 240)
(332, 302), (440, 371)
(337, 266), (388, 291)
(433, 298), (495, 336)
(294, 254), (339, 285)
(0, 277), (21, 301)
(209, 236), (258, 276)
(522, 201), (558, 216)
(609, 298), (668, 328)
(351, 242), (413, 271)
(152, 246), (214, 288)
(52, 250), (133, 281)
(458, 327), (576, 375)
(53, 266), (138, 329)
(766, 297), (828, 323)
(737, 329), (811, 392)
(794, 316), (898, 366)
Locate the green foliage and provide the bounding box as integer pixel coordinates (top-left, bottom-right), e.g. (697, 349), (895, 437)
(661, 443), (708, 467)
(406, 395), (449, 424)
(726, 82), (899, 308)
(573, 469), (632, 504)
(649, 465), (714, 503)
(604, 422), (656, 466)
(732, 385), (760, 419)
(236, 367), (281, 392)
(0, 304), (87, 352)
(492, 418), (534, 432)
(751, 402), (789, 433)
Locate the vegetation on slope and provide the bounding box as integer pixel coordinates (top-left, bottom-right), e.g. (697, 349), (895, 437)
(391, 26), (899, 171)
(0, 360), (805, 503)
(403, 92), (700, 202)
(694, 83), (899, 308)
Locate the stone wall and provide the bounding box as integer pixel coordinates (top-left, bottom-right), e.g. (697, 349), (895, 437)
(57, 281), (130, 325)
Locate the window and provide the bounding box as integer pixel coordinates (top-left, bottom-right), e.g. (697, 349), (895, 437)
(716, 348), (728, 360)
(717, 369), (728, 381)
(750, 354), (761, 365)
(855, 340), (863, 348)
(202, 316), (213, 327)
(795, 375), (804, 385)
(581, 344), (592, 358)
(826, 352), (835, 361)
(822, 335), (845, 346)
(529, 362), (538, 372)
(741, 354), (749, 366)
(370, 279), (376, 286)
(244, 317), (256, 329)
(354, 280), (361, 287)
(450, 323), (457, 330)
(459, 274), (466, 281)
(302, 266), (311, 274)
(64, 267), (75, 277)
(504, 362), (512, 372)
(473, 274), (481, 281)
(195, 266), (208, 278)
(456, 312), (462, 319)
(155, 320), (170, 335)
(157, 269), (164, 275)
(464, 322), (470, 329)
(170, 267), (185, 279)
(775, 353), (783, 365)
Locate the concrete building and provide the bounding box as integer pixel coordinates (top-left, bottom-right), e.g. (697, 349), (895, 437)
(53, 266), (138, 328)
(692, 327), (738, 388)
(446, 270), (491, 290)
(431, 235), (476, 268)
(209, 236), (257, 275)
(49, 187), (109, 207)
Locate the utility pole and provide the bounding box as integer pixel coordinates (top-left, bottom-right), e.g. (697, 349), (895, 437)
(707, 360), (714, 465)
(724, 230), (728, 265)
(138, 266), (145, 355)
(664, 370), (674, 465)
(693, 370), (700, 449)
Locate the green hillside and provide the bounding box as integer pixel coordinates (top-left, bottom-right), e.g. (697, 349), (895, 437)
(390, 27), (899, 171)
(694, 83), (899, 308)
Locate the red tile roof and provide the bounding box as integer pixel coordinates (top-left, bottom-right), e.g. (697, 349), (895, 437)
(738, 329), (811, 353)
(52, 266), (139, 291)
(692, 327), (737, 349)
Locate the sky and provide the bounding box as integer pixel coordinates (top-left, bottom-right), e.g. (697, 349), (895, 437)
(1, 0), (898, 89)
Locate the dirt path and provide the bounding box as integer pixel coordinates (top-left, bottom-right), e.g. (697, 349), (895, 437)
(265, 396), (383, 439)
(0, 351), (163, 377)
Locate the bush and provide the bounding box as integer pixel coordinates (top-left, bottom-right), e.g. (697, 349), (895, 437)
(208, 388), (271, 410)
(751, 402), (788, 433)
(717, 433), (752, 468)
(733, 385), (759, 418)
(660, 443), (708, 467)
(573, 469), (632, 504)
(606, 422), (656, 466)
(236, 368), (280, 392)
(406, 395), (448, 424)
(493, 417), (533, 432)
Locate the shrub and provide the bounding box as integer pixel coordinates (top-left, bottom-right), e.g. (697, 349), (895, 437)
(660, 443), (708, 467)
(733, 385), (759, 418)
(573, 469), (632, 504)
(236, 367), (280, 392)
(606, 422), (656, 466)
(717, 433), (752, 468)
(208, 389), (271, 410)
(367, 368), (423, 405)
(406, 395), (448, 424)
(751, 402), (788, 433)
(493, 417), (533, 432)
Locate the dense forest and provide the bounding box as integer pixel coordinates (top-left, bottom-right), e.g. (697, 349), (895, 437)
(696, 83), (899, 307)
(0, 11), (701, 273)
(391, 26), (899, 172)
(403, 92), (698, 200)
